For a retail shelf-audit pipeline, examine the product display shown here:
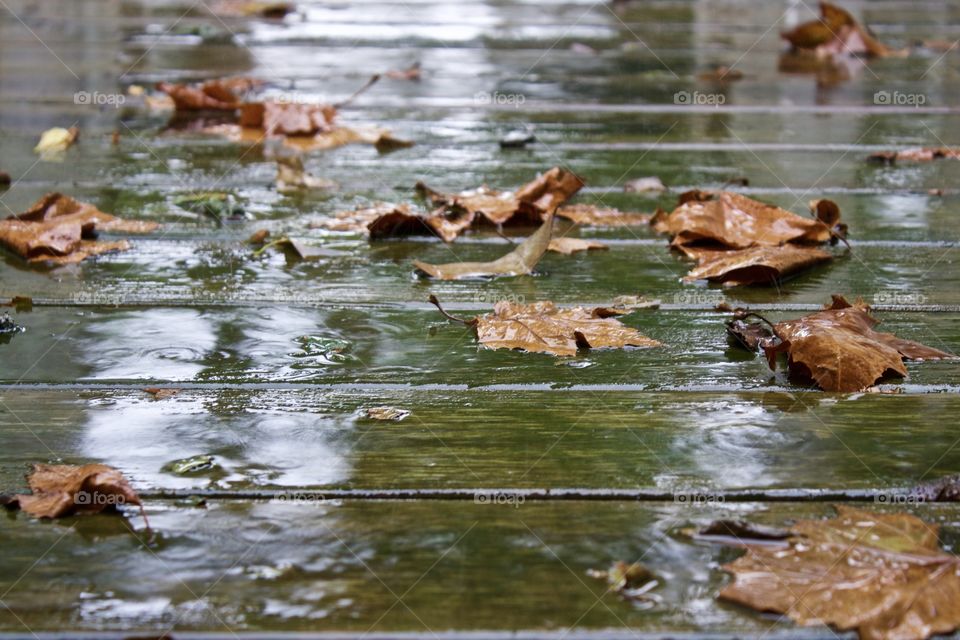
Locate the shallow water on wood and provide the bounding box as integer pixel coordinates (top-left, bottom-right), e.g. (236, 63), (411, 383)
(2, 0), (960, 635)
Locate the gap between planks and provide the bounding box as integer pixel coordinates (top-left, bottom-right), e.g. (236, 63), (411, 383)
(134, 487), (948, 503)
(1, 382), (959, 394)
(6, 301), (960, 313)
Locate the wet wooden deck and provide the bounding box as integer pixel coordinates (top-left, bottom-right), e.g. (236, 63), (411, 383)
(2, 0), (960, 637)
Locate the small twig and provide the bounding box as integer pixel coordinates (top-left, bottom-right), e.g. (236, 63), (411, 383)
(334, 74), (381, 109)
(428, 295), (476, 326)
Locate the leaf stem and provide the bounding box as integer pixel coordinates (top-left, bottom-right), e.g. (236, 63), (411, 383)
(428, 295), (475, 326)
(335, 74), (381, 109)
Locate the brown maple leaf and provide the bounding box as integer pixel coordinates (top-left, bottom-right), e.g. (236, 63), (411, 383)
(654, 191), (844, 285)
(10, 463), (142, 520)
(763, 295), (955, 391)
(720, 506), (960, 640)
(680, 244), (833, 286)
(0, 193), (158, 264)
(416, 167), (584, 226)
(157, 77), (259, 111)
(657, 191), (837, 249)
(429, 296), (660, 357)
(781, 2), (896, 58)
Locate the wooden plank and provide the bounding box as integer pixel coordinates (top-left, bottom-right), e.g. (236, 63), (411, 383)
(1, 388), (960, 492)
(2, 243), (960, 304)
(0, 500), (959, 633)
(0, 307), (957, 385)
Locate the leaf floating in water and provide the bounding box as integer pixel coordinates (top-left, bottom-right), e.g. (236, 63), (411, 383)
(413, 212), (555, 280)
(653, 191), (845, 286)
(143, 387), (181, 400)
(762, 295), (955, 391)
(34, 126), (79, 157)
(719, 506), (960, 640)
(781, 1), (899, 58)
(588, 561), (660, 605)
(679, 244), (833, 286)
(162, 455), (218, 475)
(365, 407), (411, 421)
(157, 77), (259, 111)
(429, 296), (661, 357)
(416, 166), (584, 227)
(7, 463), (144, 521)
(0, 193), (158, 265)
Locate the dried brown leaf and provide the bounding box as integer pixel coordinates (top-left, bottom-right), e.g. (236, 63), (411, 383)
(13, 463), (141, 519)
(681, 244), (833, 286)
(764, 295), (955, 391)
(721, 506), (960, 640)
(416, 167), (583, 226)
(0, 193), (157, 264)
(659, 191), (836, 249)
(474, 300), (661, 357)
(781, 1), (896, 57)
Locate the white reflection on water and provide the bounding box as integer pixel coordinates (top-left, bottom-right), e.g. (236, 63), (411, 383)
(81, 395), (353, 490)
(78, 309), (217, 380)
(660, 399), (798, 488)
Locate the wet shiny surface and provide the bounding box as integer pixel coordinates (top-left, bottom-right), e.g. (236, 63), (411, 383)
(2, 0), (960, 635)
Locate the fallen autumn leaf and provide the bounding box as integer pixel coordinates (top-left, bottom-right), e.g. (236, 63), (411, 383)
(720, 506), (960, 640)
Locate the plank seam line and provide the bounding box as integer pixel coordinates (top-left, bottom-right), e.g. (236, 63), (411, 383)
(127, 488), (950, 503)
